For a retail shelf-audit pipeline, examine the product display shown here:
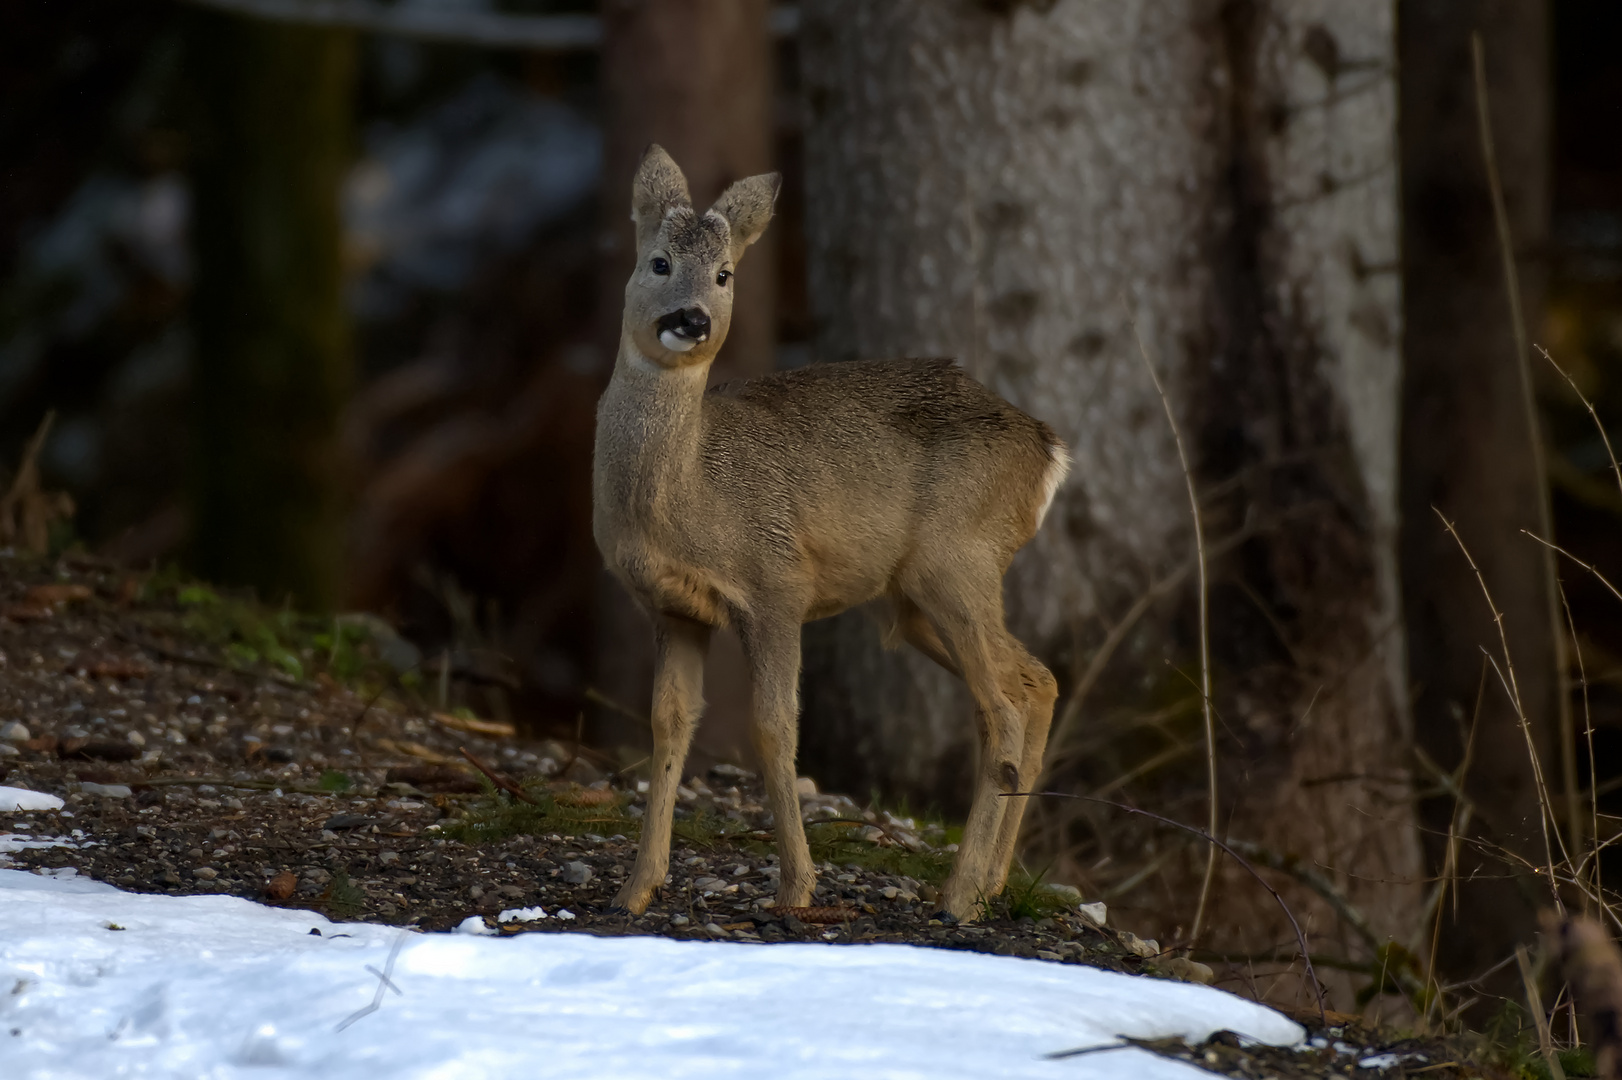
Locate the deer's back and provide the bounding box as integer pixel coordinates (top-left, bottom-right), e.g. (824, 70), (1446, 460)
(703, 359), (1062, 605)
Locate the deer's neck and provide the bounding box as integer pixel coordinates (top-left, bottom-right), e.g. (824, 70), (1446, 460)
(596, 339), (710, 507)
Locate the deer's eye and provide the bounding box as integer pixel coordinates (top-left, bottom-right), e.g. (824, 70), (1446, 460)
(651, 257), (671, 275)
(716, 270), (732, 287)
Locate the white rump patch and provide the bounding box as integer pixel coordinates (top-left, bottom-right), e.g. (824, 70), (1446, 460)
(1035, 442), (1072, 530)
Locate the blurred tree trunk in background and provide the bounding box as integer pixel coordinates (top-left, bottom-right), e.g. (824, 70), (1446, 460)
(593, 1), (775, 759)
(1399, 0), (1554, 994)
(799, 0), (1423, 991)
(184, 11), (354, 610)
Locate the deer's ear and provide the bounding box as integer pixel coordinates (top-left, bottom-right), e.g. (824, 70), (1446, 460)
(631, 145), (691, 250)
(711, 172), (780, 264)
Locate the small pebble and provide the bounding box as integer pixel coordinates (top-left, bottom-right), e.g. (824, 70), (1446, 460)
(193, 867), (218, 880)
(562, 860), (593, 885)
(0, 721), (31, 742)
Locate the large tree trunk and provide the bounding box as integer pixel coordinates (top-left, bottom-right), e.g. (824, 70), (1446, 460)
(185, 11), (354, 610)
(799, 0), (1422, 997)
(593, 1), (775, 759)
(1399, 0), (1555, 995)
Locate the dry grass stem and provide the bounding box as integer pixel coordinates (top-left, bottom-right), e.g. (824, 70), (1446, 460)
(1122, 300), (1218, 946)
(1559, 583), (1602, 901)
(1516, 943), (1567, 1080)
(1473, 33), (1579, 864)
(1435, 509), (1565, 911)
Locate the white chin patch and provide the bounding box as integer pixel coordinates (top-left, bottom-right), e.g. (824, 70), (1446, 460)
(659, 330), (698, 353)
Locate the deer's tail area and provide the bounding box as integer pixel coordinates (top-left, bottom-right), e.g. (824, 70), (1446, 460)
(1034, 431), (1071, 531)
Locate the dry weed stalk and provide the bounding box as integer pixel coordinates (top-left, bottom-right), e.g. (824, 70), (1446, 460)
(1122, 301), (1218, 946)
(0, 411), (74, 555)
(1472, 33), (1580, 860)
(1517, 943), (1568, 1080)
(1435, 509), (1565, 911)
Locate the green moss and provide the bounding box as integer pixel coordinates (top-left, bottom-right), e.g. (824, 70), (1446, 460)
(323, 869), (366, 918)
(318, 769), (352, 793)
(137, 566), (390, 687)
(804, 820), (955, 884)
(441, 780), (641, 844)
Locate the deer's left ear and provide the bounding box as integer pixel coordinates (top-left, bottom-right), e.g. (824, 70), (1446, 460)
(710, 172), (780, 264)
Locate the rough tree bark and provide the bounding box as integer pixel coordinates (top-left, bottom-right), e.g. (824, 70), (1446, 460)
(185, 10), (354, 610)
(798, 0), (1423, 984)
(593, 1), (775, 757)
(1399, 0), (1555, 992)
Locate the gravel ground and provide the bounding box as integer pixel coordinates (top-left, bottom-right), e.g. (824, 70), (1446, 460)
(0, 554), (1508, 1078)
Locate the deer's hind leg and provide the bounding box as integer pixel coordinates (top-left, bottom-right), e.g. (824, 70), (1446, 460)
(986, 640), (1058, 895)
(904, 572), (1026, 922)
(613, 613), (710, 914)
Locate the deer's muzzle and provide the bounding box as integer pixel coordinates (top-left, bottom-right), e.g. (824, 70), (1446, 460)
(656, 308), (711, 353)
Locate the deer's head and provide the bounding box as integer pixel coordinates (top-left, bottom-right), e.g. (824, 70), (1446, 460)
(624, 145), (779, 369)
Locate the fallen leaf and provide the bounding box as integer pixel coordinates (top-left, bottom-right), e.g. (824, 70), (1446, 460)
(74, 653), (150, 679)
(265, 871), (298, 901)
(2, 602), (52, 622)
(385, 764), (481, 794)
(24, 583), (92, 607)
(375, 737), (457, 765)
(430, 712), (516, 739)
(58, 737), (139, 762)
(775, 906), (860, 925)
(553, 786), (618, 809)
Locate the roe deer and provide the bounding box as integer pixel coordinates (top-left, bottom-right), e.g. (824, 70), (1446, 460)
(593, 146), (1069, 921)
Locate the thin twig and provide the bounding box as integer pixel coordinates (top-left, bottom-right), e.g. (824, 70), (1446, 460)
(1122, 300), (1218, 946)
(1536, 345), (1622, 508)
(336, 929), (413, 1033)
(1008, 790), (1325, 1021)
(458, 746), (538, 805)
(584, 687), (648, 725)
(1222, 839), (1377, 952)
(1525, 531), (1622, 607)
(1473, 32), (1577, 873)
(1041, 524), (1251, 786)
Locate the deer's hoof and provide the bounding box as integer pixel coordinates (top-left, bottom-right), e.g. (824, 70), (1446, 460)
(612, 886), (653, 915)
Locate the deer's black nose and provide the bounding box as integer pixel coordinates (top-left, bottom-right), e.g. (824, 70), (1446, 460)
(657, 307), (711, 341)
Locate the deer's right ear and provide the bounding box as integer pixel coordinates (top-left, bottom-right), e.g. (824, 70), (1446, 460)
(711, 172), (781, 264)
(631, 145), (691, 251)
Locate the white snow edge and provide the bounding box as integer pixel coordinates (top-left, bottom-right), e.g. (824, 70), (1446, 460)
(1, 868), (1304, 1079)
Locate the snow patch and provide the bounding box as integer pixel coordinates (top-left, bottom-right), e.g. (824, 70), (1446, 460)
(1, 868), (1304, 1078)
(0, 785), (64, 811)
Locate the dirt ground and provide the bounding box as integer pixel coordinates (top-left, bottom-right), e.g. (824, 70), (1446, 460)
(0, 554), (1521, 1078)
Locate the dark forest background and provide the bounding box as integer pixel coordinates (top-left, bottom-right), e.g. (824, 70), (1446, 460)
(4, 0), (1622, 1018)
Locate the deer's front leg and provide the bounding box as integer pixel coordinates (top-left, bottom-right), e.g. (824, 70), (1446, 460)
(742, 618), (816, 909)
(613, 614), (710, 914)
